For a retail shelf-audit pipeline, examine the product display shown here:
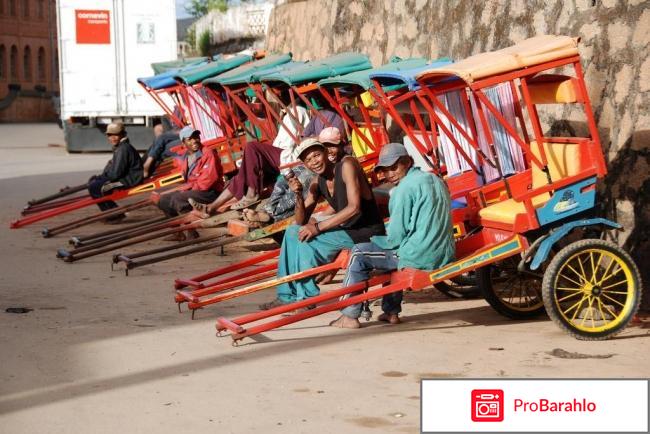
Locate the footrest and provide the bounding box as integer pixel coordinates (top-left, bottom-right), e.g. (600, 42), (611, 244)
(227, 219), (250, 236)
(216, 317), (245, 334)
(175, 290), (199, 304)
(174, 278), (204, 290)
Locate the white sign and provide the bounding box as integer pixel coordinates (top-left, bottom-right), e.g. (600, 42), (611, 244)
(422, 379), (648, 432)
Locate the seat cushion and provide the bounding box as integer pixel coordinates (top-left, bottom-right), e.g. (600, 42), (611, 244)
(479, 193), (550, 225)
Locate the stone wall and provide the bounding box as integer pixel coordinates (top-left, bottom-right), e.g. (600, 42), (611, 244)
(267, 0), (650, 308)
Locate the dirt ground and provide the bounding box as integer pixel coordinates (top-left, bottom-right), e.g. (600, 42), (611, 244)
(0, 124), (648, 434)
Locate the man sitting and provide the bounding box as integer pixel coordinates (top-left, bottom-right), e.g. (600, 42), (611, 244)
(158, 126), (224, 241)
(87, 122), (143, 222)
(329, 143), (455, 329)
(259, 137), (385, 310)
(142, 122), (181, 178)
(241, 127), (346, 226)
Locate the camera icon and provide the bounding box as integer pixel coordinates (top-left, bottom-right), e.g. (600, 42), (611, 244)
(471, 389), (504, 422)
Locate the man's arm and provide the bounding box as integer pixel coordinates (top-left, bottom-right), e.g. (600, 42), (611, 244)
(103, 145), (128, 182)
(291, 177), (319, 225)
(142, 156), (154, 178)
(192, 151), (220, 191)
(316, 159), (361, 232)
(372, 185), (413, 250)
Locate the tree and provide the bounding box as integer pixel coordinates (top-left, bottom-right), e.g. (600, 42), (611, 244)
(198, 30), (211, 56)
(184, 0), (228, 18)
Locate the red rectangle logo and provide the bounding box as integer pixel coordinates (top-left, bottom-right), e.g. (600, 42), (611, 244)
(471, 389), (504, 422)
(75, 10), (111, 44)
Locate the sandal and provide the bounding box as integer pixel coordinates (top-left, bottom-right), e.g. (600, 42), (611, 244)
(188, 198), (210, 214)
(230, 195), (260, 211)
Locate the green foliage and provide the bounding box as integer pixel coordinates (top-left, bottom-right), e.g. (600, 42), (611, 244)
(184, 0), (229, 18)
(198, 30), (212, 56)
(186, 23), (197, 50)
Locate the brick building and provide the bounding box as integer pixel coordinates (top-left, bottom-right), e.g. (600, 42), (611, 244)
(0, 0), (58, 122)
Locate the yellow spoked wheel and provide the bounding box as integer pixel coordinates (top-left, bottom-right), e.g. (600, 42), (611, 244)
(478, 257), (546, 319)
(542, 239), (642, 340)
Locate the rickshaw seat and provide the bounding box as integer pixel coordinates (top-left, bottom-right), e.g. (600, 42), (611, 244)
(479, 142), (581, 226)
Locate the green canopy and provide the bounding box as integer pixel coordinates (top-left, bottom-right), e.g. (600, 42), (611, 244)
(260, 52), (372, 86)
(173, 54), (252, 85)
(317, 57), (428, 92)
(203, 53), (293, 88)
(151, 57), (208, 74)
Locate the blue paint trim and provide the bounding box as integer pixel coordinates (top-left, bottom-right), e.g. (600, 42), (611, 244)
(529, 218), (622, 270)
(535, 177), (597, 226)
(429, 237), (522, 281)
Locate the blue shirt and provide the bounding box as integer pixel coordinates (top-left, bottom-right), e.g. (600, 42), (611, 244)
(371, 167), (455, 270)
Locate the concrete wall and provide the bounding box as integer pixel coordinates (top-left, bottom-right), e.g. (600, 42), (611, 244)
(267, 0), (650, 306)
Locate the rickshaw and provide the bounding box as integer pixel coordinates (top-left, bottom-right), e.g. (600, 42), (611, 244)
(215, 35), (642, 343)
(10, 55), (257, 231)
(54, 55), (301, 263)
(172, 57), (436, 316)
(110, 53), (375, 275)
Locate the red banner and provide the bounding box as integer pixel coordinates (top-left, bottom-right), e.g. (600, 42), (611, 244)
(76, 10), (111, 44)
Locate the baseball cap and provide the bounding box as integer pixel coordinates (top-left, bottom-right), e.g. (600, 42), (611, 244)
(105, 122), (125, 135)
(318, 127), (342, 145)
(179, 125), (200, 141)
(374, 143), (409, 170)
(295, 137), (325, 161)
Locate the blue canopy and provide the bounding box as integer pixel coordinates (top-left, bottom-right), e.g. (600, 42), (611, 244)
(369, 58), (453, 91)
(138, 62), (209, 90)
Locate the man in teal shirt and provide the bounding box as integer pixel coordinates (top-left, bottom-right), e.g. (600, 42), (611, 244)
(329, 143), (455, 329)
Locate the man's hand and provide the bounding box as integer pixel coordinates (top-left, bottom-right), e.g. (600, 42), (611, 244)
(287, 177), (303, 194)
(100, 181), (122, 195)
(298, 223), (320, 242)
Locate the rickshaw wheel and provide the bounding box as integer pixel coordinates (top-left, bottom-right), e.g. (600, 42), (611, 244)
(542, 239), (642, 340)
(478, 257), (545, 319)
(435, 273), (481, 299)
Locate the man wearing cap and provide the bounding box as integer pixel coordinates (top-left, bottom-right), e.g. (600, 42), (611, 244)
(157, 126), (224, 241)
(259, 136), (385, 311)
(190, 99), (310, 215)
(242, 127), (346, 226)
(87, 122), (143, 221)
(329, 143), (455, 329)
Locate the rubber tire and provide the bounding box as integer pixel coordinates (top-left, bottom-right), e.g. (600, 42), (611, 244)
(541, 239), (642, 341)
(435, 273), (481, 299)
(478, 258), (546, 319)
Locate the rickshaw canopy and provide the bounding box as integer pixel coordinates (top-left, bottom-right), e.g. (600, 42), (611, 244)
(368, 58), (454, 91)
(260, 53), (372, 86)
(415, 35), (580, 84)
(317, 57), (429, 92)
(203, 53), (294, 88)
(173, 54), (253, 85)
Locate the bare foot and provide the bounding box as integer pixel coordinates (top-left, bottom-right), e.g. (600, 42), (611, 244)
(329, 315), (361, 329)
(189, 209), (210, 219)
(377, 312), (401, 324)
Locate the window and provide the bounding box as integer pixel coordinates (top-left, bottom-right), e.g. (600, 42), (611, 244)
(37, 47), (45, 81)
(22, 0), (28, 18)
(0, 45), (5, 80)
(37, 0), (43, 19)
(9, 0), (15, 16)
(0, 0), (5, 16)
(23, 45), (32, 81)
(10, 45), (18, 80)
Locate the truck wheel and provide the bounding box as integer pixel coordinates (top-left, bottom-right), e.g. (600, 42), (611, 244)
(478, 256), (546, 319)
(542, 239), (642, 340)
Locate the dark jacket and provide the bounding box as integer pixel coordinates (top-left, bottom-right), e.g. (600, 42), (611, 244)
(102, 138), (144, 187)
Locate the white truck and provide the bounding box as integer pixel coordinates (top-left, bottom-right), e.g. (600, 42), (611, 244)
(56, 0), (177, 151)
